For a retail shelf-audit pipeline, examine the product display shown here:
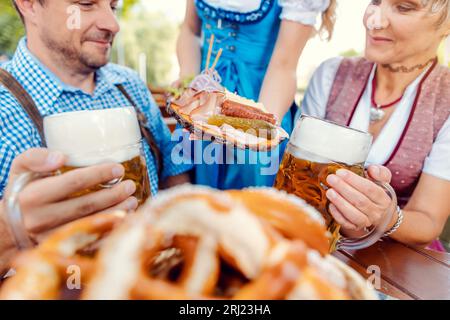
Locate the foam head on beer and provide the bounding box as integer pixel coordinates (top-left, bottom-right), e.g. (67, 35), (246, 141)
(290, 116), (373, 165)
(44, 107), (142, 167)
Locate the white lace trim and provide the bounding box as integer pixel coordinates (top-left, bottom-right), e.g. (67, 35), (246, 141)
(278, 0), (330, 25)
(202, 0), (262, 13)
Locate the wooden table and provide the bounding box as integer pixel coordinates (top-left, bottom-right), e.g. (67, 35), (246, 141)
(333, 239), (450, 300)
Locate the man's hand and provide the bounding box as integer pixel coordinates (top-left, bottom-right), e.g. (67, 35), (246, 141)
(2, 148), (139, 244)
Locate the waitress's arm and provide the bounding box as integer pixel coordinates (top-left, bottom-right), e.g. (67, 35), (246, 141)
(259, 20), (313, 121)
(176, 0), (202, 79)
(390, 173), (450, 247)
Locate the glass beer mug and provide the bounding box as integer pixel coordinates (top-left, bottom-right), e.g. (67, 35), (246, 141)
(43, 107), (151, 205)
(274, 115), (397, 252)
(8, 107), (151, 209)
(5, 107), (151, 249)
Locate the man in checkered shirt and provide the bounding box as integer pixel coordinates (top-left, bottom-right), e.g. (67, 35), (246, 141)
(0, 0), (192, 274)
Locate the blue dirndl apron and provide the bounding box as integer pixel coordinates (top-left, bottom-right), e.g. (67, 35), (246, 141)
(191, 0), (297, 189)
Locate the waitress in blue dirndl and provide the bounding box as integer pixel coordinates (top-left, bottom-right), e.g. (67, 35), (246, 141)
(176, 0), (335, 189)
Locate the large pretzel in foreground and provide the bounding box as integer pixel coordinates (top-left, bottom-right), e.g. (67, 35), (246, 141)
(0, 212), (125, 300)
(1, 186), (377, 300)
(83, 187), (361, 300)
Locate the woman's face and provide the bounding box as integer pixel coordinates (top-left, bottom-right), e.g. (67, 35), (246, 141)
(363, 0), (449, 65)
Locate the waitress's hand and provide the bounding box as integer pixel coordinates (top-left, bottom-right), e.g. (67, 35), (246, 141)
(169, 75), (195, 98)
(170, 79), (183, 89)
(325, 165), (393, 232)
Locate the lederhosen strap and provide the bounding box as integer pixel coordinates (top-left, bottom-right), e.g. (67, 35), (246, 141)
(115, 84), (163, 178)
(0, 68), (163, 178)
(0, 68), (47, 147)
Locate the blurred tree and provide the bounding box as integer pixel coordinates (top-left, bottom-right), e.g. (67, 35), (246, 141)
(0, 0), (24, 56)
(0, 0), (139, 57)
(438, 40), (449, 67)
(113, 6), (178, 86)
(121, 0), (139, 15)
(0, 0), (177, 85)
(340, 49), (360, 58)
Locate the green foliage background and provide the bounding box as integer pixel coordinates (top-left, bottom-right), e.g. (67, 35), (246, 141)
(112, 7), (177, 85)
(0, 0), (178, 85)
(1, 1), (447, 82)
(0, 0), (141, 56)
(0, 0), (25, 56)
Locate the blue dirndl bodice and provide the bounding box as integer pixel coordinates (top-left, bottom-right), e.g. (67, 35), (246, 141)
(191, 0), (296, 189)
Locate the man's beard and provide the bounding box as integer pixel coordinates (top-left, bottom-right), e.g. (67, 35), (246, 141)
(41, 30), (114, 73)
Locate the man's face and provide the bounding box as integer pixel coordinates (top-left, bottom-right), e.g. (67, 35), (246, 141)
(33, 0), (120, 73)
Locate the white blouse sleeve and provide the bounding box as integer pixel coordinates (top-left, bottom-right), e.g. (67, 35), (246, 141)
(295, 57), (343, 123)
(422, 117), (450, 181)
(278, 0), (331, 25)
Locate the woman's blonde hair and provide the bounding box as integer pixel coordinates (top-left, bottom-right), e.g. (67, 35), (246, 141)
(319, 0), (337, 41)
(423, 0), (450, 27)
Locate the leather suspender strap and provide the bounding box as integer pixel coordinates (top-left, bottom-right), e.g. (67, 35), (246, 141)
(0, 68), (46, 146)
(115, 84), (163, 178)
(0, 69), (163, 178)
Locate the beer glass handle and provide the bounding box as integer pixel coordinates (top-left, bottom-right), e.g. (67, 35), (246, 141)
(335, 181), (397, 251)
(4, 172), (42, 249)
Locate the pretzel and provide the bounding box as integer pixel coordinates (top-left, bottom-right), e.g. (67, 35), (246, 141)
(84, 219), (310, 300)
(84, 187), (275, 299)
(82, 215), (222, 300)
(226, 188), (330, 255)
(86, 230), (345, 300)
(84, 186), (355, 300)
(1, 186), (377, 300)
(287, 250), (350, 300)
(0, 212), (125, 300)
(147, 187), (276, 277)
(131, 240), (311, 300)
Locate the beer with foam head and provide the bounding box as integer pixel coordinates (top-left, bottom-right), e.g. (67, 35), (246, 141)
(274, 116), (373, 251)
(44, 107), (151, 205)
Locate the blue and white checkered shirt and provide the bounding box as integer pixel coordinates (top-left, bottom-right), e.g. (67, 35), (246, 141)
(0, 37), (192, 198)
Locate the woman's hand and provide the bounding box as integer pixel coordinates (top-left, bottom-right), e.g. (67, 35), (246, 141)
(325, 165), (394, 232)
